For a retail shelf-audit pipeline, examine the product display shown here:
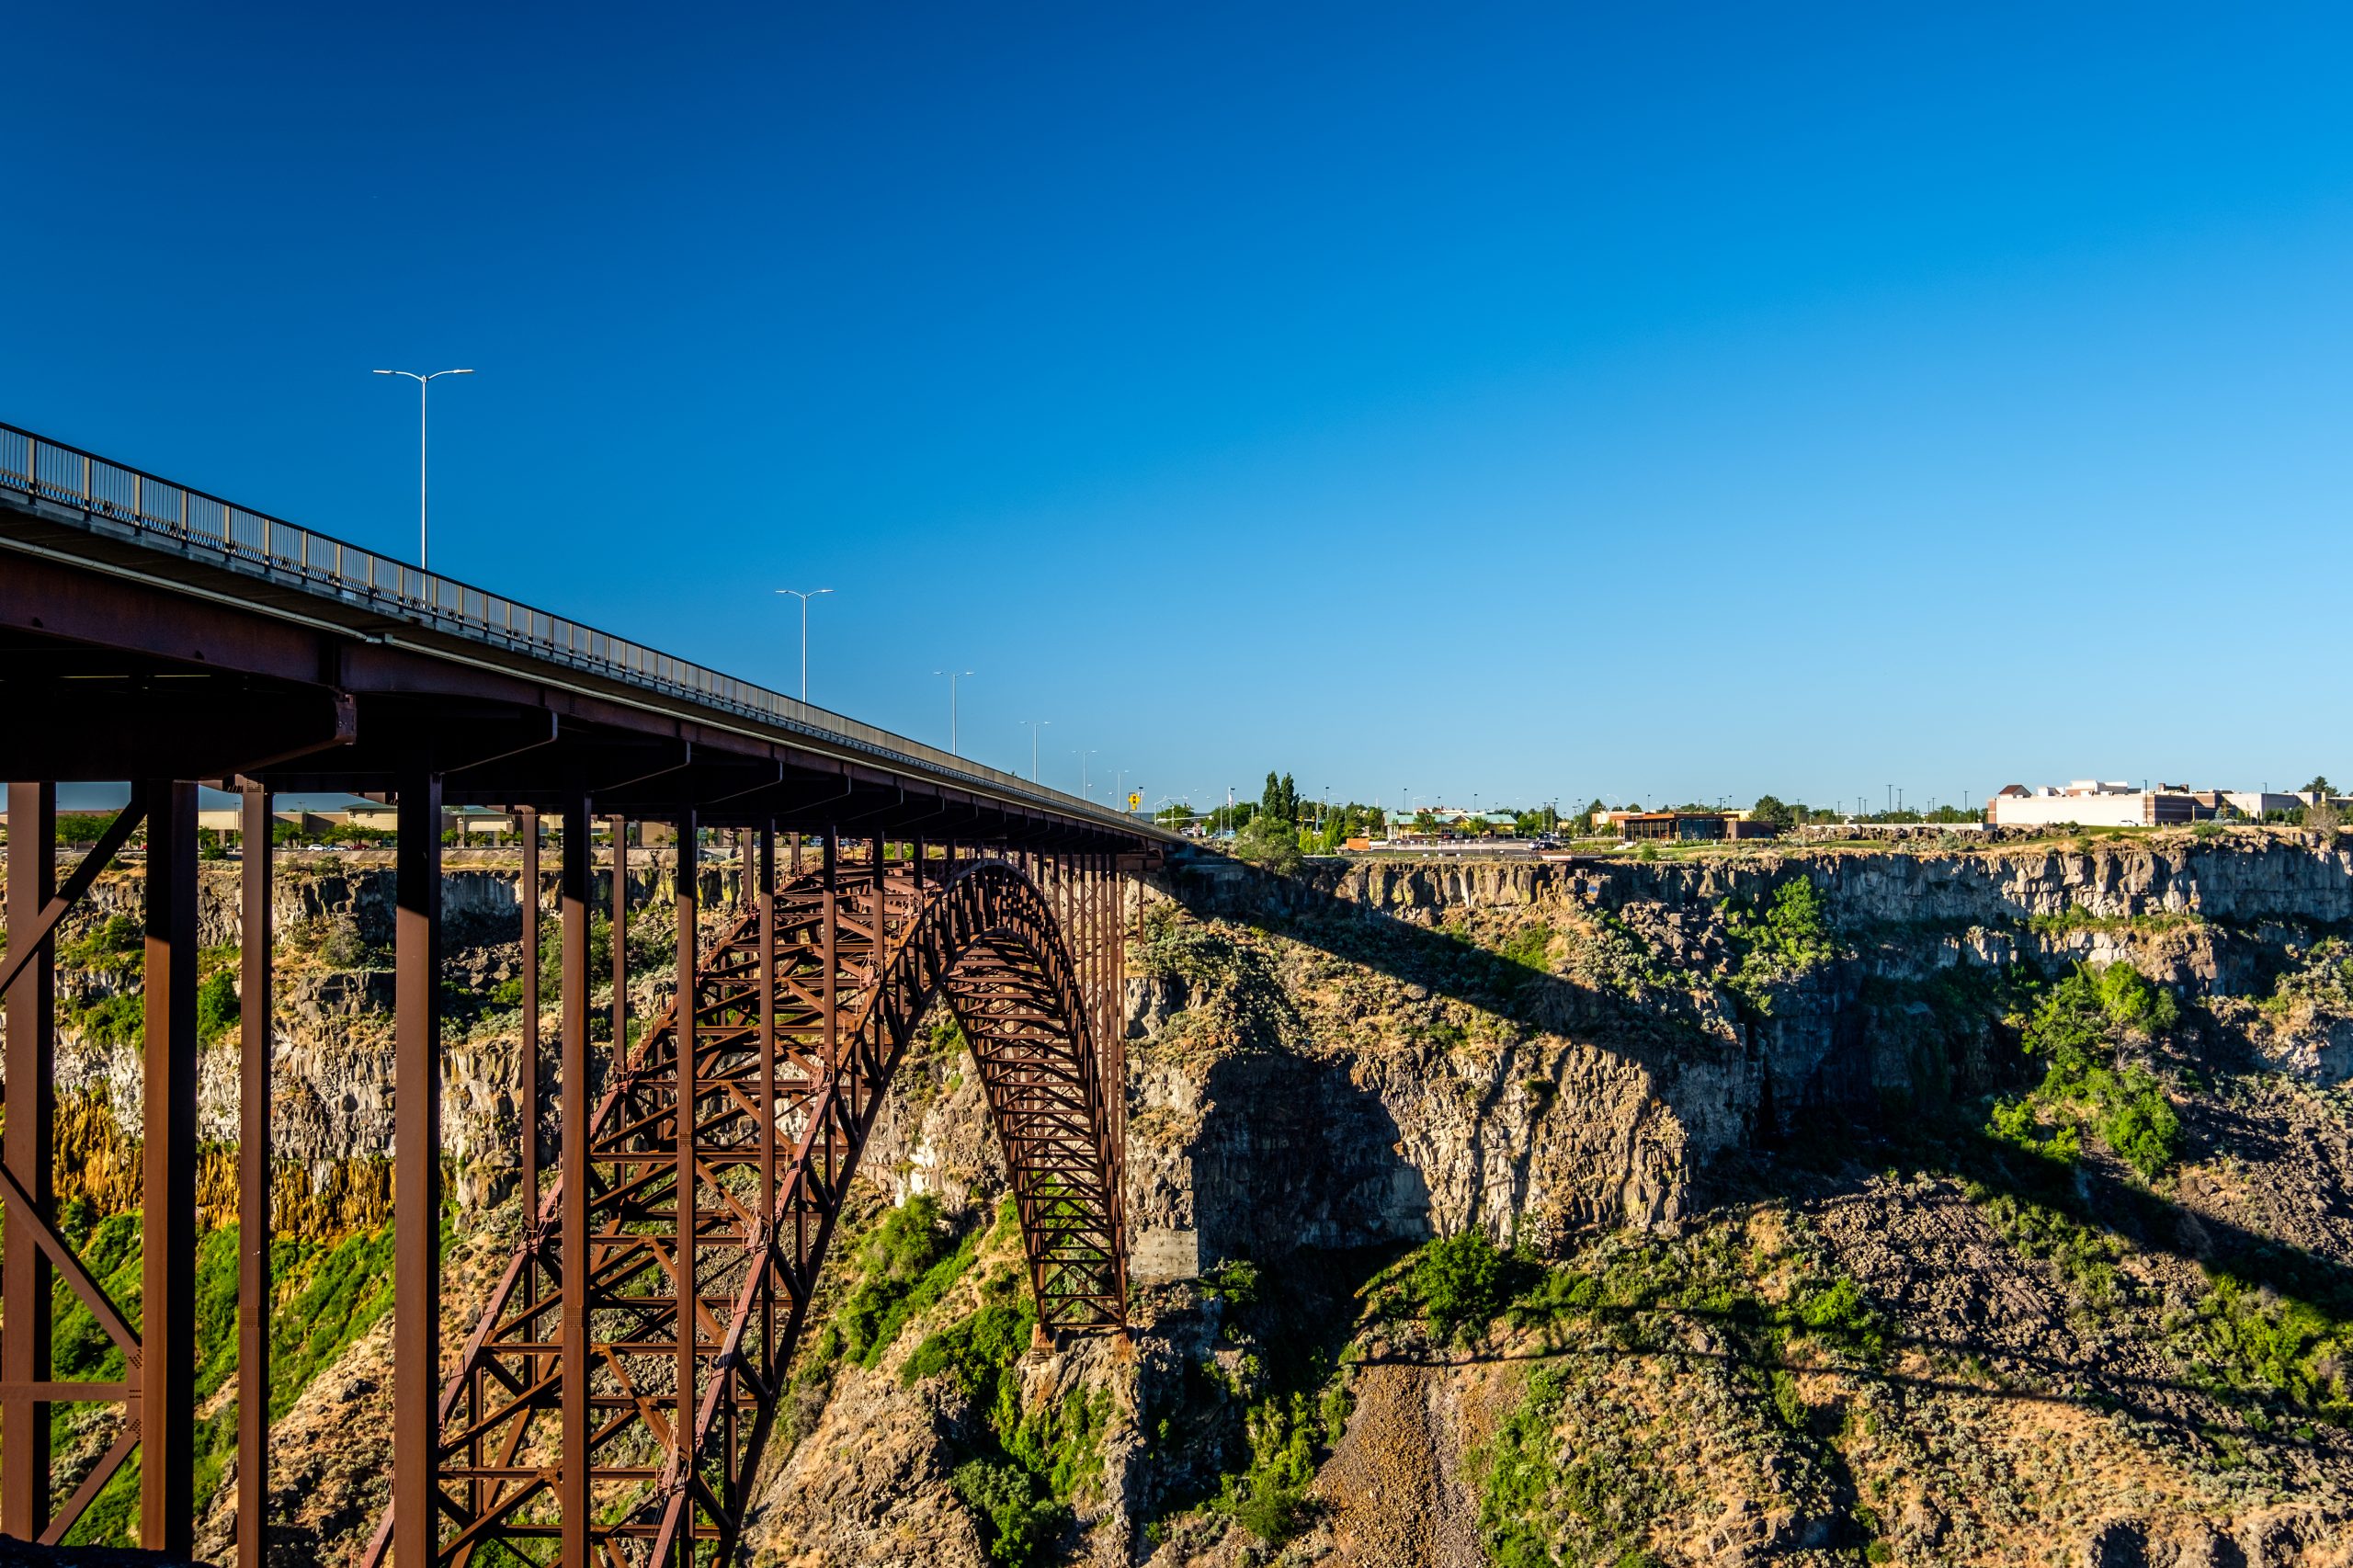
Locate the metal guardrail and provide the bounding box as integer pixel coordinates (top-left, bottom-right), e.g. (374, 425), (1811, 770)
(0, 421), (1159, 836)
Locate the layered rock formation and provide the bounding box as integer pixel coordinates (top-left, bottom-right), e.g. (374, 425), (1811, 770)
(8, 830), (2353, 1564)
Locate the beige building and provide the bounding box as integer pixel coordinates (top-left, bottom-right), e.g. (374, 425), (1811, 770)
(1986, 780), (2201, 828)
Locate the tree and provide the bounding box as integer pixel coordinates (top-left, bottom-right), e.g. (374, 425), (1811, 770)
(1233, 806), (1303, 873)
(1258, 771), (1302, 825)
(2307, 776), (2336, 798)
(1751, 794), (1795, 829)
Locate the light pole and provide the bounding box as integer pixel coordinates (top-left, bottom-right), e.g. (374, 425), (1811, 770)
(371, 368), (473, 571)
(1019, 720), (1051, 782)
(775, 588), (834, 704)
(1074, 749), (1097, 798)
(933, 670), (974, 755)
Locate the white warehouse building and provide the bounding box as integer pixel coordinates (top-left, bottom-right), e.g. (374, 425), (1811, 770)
(1986, 780), (2200, 829)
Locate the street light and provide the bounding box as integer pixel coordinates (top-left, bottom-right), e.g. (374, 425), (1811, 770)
(371, 368), (474, 571)
(933, 669), (974, 755)
(774, 588), (834, 704)
(1074, 749), (1098, 798)
(1019, 720), (1051, 782)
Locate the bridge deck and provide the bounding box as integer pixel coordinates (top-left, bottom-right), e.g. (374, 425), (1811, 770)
(0, 421), (1170, 844)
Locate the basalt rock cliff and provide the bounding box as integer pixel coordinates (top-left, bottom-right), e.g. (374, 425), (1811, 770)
(6, 833), (2353, 1567)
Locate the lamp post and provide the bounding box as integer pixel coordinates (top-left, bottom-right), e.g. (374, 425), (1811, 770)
(1074, 749), (1097, 798)
(371, 368), (474, 571)
(1019, 720), (1051, 781)
(774, 588), (834, 704)
(933, 670), (974, 755)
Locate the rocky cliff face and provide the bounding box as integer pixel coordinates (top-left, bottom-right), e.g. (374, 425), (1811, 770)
(8, 833), (2353, 1565)
(739, 833), (2353, 1568)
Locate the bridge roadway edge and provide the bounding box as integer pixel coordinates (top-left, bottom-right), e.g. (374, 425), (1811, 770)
(0, 423), (1160, 1562)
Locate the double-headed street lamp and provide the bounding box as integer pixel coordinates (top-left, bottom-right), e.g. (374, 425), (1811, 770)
(371, 368), (474, 571)
(1019, 720), (1051, 782)
(775, 587), (834, 704)
(934, 669), (974, 755)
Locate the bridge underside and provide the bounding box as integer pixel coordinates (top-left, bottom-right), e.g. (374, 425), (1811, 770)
(1, 449), (1156, 1563)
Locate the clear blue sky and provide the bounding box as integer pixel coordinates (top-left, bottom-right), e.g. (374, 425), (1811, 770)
(8, 5), (2351, 815)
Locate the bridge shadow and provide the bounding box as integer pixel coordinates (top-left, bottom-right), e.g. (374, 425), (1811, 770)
(1152, 851), (2353, 1450)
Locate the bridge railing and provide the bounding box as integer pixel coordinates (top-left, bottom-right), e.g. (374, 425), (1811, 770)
(0, 422), (1151, 835)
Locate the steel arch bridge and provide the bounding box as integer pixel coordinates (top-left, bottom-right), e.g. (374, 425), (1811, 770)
(0, 422), (1169, 1566)
(370, 853), (1129, 1568)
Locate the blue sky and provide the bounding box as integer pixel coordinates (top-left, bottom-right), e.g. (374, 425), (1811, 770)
(8, 5), (2351, 814)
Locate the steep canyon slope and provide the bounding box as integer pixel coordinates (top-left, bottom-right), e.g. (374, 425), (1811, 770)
(6, 834), (2353, 1566)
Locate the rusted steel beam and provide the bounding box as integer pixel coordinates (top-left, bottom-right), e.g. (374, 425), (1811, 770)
(0, 783), (146, 998)
(757, 822), (778, 1379)
(520, 806), (541, 1229)
(383, 839), (1125, 1567)
(238, 778), (274, 1568)
(394, 767), (444, 1568)
(674, 806), (700, 1568)
(560, 788), (593, 1568)
(0, 680), (356, 781)
(612, 815), (629, 1058)
(142, 779), (199, 1554)
(4, 781), (57, 1542)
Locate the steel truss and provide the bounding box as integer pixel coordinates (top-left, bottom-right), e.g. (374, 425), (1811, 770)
(1, 417), (1160, 1564)
(359, 835), (1128, 1568)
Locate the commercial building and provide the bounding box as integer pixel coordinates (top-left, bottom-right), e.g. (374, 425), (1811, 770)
(1615, 811), (1779, 842)
(1985, 780), (2205, 828)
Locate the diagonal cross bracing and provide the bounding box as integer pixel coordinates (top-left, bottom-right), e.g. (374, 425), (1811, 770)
(366, 853), (1127, 1568)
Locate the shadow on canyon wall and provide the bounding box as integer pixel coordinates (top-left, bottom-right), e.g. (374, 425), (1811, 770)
(1158, 851), (2353, 1449)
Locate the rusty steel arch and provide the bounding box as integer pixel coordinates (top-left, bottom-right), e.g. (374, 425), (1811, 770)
(363, 844), (1126, 1568)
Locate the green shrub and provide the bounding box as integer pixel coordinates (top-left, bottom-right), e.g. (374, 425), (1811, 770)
(2095, 961), (2178, 1036)
(1413, 1232), (1518, 1344)
(59, 915), (142, 971)
(2095, 1067), (2183, 1179)
(2014, 966), (2184, 1177)
(196, 970), (239, 1046)
(67, 994), (143, 1050)
(952, 1459), (1070, 1567)
(839, 1197), (981, 1367)
(1495, 923), (1554, 975)
(1724, 879), (1840, 1014)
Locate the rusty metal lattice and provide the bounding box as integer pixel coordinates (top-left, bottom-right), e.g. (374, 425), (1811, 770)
(359, 840), (1126, 1568)
(1, 417), (1162, 1564)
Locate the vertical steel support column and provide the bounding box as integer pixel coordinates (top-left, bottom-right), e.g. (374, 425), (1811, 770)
(757, 823), (778, 1374)
(558, 792), (592, 1568)
(611, 818), (629, 1055)
(3, 782), (56, 1542)
(142, 780), (199, 1555)
(673, 809), (699, 1553)
(518, 808), (540, 1225)
(237, 779), (273, 1568)
(394, 770), (443, 1568)
(1095, 854), (1108, 1061)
